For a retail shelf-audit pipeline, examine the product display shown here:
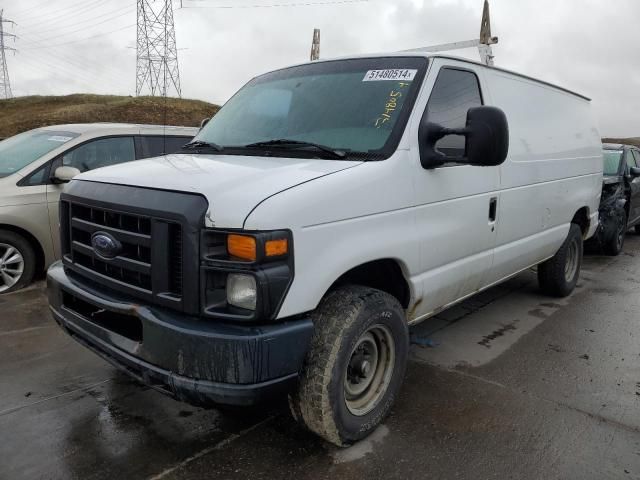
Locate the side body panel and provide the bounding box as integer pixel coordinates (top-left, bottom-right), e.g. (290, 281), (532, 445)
(482, 69), (602, 284)
(0, 179), (55, 266)
(243, 154), (420, 319)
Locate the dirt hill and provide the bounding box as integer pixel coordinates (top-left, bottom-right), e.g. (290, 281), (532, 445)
(603, 138), (640, 147)
(0, 94), (219, 138)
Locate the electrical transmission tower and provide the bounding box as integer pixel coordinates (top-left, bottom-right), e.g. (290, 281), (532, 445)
(310, 28), (320, 61)
(0, 10), (16, 99)
(136, 0), (181, 97)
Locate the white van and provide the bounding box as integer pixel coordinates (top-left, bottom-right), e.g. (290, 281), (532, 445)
(47, 54), (602, 446)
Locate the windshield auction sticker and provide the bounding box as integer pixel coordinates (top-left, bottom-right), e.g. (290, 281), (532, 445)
(47, 136), (73, 143)
(363, 69), (417, 82)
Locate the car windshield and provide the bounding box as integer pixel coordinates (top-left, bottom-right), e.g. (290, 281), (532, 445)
(603, 150), (623, 175)
(194, 57), (427, 159)
(0, 130), (79, 178)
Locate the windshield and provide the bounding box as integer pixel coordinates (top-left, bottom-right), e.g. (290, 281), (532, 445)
(0, 130), (79, 178)
(603, 150), (623, 176)
(195, 57), (427, 159)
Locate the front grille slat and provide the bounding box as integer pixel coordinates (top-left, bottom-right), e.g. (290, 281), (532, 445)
(71, 241), (151, 275)
(71, 217), (151, 247)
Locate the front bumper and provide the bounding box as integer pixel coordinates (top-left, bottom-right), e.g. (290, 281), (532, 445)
(47, 262), (313, 406)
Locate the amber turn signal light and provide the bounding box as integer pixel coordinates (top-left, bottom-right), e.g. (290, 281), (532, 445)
(227, 234), (257, 261)
(265, 238), (288, 257)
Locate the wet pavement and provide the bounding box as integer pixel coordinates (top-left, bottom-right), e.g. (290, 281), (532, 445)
(2, 238), (640, 479)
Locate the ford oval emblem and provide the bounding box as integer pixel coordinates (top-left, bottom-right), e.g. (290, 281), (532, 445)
(91, 231), (122, 260)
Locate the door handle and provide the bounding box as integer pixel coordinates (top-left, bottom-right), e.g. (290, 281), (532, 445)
(489, 197), (498, 223)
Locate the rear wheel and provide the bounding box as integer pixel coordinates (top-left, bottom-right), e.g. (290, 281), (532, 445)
(0, 231), (36, 294)
(603, 211), (626, 256)
(289, 285), (408, 446)
(538, 224), (583, 297)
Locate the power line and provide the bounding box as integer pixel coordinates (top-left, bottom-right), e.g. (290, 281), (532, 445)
(0, 9), (17, 99)
(20, 24), (135, 50)
(16, 34), (133, 90)
(24, 3), (134, 36)
(179, 0), (368, 8)
(18, 6), (136, 42)
(19, 0), (110, 30)
(8, 0), (55, 20)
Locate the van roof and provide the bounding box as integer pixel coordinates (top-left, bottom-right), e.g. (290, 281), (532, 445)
(283, 52), (591, 102)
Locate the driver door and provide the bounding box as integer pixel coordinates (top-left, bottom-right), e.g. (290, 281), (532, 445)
(409, 60), (500, 318)
(46, 136), (136, 258)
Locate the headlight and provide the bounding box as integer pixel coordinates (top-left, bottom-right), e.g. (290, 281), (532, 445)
(201, 229), (293, 321)
(226, 273), (257, 310)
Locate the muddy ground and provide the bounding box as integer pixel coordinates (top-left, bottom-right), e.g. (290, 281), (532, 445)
(2, 238), (640, 479)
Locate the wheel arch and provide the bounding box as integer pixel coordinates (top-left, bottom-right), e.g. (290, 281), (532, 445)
(326, 258), (412, 309)
(571, 207), (591, 238)
(0, 224), (46, 277)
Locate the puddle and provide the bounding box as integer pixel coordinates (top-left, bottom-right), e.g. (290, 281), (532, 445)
(331, 425), (389, 464)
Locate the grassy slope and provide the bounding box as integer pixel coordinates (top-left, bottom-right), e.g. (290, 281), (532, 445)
(0, 94), (219, 138)
(603, 138), (640, 147)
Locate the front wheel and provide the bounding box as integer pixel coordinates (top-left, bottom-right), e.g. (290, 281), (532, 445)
(603, 211), (627, 256)
(289, 286), (409, 446)
(538, 224), (583, 297)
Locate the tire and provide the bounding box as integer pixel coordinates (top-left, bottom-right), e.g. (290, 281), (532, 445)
(0, 231), (36, 294)
(635, 225), (640, 235)
(538, 224), (583, 297)
(289, 285), (409, 447)
(603, 211), (627, 256)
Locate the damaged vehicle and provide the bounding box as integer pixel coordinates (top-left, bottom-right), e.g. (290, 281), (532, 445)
(589, 144), (640, 255)
(47, 54), (602, 446)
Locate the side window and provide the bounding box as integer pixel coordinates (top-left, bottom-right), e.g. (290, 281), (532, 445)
(18, 163), (50, 186)
(631, 150), (640, 170)
(424, 68), (483, 156)
(139, 136), (191, 159)
(62, 137), (135, 173)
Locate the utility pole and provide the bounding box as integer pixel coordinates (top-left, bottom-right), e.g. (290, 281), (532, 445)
(310, 28), (320, 61)
(136, 0), (181, 98)
(403, 0), (498, 66)
(0, 10), (16, 99)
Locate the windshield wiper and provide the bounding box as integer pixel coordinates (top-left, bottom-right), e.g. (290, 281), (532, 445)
(244, 139), (346, 159)
(181, 140), (224, 152)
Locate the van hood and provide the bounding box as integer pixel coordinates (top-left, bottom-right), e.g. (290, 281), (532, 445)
(75, 153), (363, 228)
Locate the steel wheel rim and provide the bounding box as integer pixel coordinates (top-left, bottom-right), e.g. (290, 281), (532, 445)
(344, 324), (395, 416)
(0, 243), (24, 293)
(564, 238), (579, 283)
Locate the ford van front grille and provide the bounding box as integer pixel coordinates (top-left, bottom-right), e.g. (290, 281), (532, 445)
(67, 203), (155, 293)
(59, 183), (206, 315)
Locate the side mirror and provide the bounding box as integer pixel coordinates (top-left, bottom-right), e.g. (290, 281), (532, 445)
(630, 167), (640, 177)
(200, 117), (210, 130)
(52, 166), (81, 184)
(418, 106), (509, 169)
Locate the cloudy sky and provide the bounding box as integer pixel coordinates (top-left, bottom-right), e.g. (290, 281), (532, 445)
(2, 0), (639, 137)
